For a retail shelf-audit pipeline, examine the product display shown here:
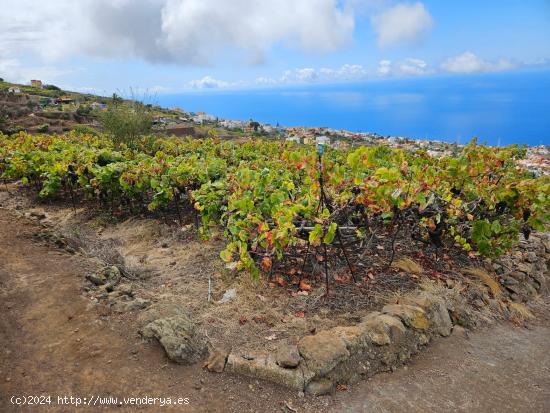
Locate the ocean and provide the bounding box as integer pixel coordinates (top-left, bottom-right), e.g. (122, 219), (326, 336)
(157, 69), (550, 147)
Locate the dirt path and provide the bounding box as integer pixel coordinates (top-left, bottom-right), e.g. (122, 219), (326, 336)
(0, 208), (327, 413)
(1, 207), (549, 413)
(333, 320), (550, 413)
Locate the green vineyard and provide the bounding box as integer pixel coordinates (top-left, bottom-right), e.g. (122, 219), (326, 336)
(1, 131), (548, 281)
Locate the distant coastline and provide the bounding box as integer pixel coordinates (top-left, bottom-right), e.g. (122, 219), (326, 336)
(157, 70), (550, 147)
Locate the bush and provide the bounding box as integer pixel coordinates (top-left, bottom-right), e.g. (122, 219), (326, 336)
(37, 124), (49, 133)
(76, 104), (92, 117)
(72, 124), (98, 136)
(98, 101), (152, 149)
(44, 84), (61, 91)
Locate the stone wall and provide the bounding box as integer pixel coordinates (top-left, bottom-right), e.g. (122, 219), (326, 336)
(220, 232), (550, 395)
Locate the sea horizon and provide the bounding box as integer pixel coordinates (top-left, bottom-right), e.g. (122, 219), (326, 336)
(156, 69), (550, 147)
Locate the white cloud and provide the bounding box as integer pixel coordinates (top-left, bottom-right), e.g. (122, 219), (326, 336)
(255, 76), (277, 85)
(319, 64), (368, 80)
(377, 58), (430, 76)
(189, 76), (229, 89)
(398, 58), (428, 75)
(377, 59), (392, 76)
(0, 0), (355, 67)
(441, 52), (517, 74)
(371, 2), (433, 47)
(263, 64), (368, 86)
(0, 54), (75, 84)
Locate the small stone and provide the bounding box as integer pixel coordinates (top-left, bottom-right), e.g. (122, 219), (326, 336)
(501, 276), (519, 286)
(86, 273), (106, 286)
(526, 252), (538, 263)
(103, 266), (121, 281)
(206, 350), (227, 373)
(305, 378), (334, 396)
(117, 284), (134, 297)
(30, 211), (46, 220)
(217, 288), (237, 304)
(275, 344), (301, 368)
(124, 298), (151, 311)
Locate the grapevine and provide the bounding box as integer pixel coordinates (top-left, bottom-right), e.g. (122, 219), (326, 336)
(1, 132), (548, 286)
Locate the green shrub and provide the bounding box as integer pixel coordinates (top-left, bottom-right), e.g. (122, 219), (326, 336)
(98, 101), (152, 149)
(37, 124), (49, 133)
(36, 123), (50, 133)
(76, 105), (92, 116)
(44, 84), (61, 91)
(72, 124), (98, 135)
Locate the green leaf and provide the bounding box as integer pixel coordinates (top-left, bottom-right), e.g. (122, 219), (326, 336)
(323, 222), (337, 244)
(309, 224), (323, 246)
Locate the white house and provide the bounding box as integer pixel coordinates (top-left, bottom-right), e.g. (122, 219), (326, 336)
(192, 113), (217, 124)
(219, 119), (247, 129)
(315, 135), (331, 146)
(8, 87), (21, 93)
(262, 124), (275, 134)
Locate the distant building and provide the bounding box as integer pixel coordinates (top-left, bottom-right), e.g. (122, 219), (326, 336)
(303, 136), (315, 145)
(55, 95), (74, 104)
(192, 113), (217, 124)
(262, 124), (275, 134)
(30, 79), (43, 89)
(90, 102), (107, 110)
(315, 135), (331, 146)
(220, 119), (247, 129)
(286, 135), (301, 144)
(8, 87), (21, 93)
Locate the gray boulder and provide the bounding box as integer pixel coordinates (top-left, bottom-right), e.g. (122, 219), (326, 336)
(141, 315), (207, 364)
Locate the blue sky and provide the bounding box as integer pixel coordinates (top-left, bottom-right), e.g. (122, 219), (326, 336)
(1, 0), (549, 94)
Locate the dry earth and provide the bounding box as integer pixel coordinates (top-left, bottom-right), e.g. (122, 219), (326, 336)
(1, 206), (549, 412)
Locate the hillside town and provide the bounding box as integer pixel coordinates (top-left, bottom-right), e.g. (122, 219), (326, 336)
(2, 78), (548, 176)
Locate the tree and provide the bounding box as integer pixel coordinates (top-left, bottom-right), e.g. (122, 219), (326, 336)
(44, 84), (61, 91)
(249, 121), (260, 132)
(98, 101), (152, 149)
(112, 93), (123, 107)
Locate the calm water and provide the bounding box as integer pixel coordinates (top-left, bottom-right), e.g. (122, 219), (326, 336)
(157, 70), (550, 146)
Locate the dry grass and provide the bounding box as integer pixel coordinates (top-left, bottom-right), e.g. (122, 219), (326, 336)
(507, 302), (534, 320)
(463, 268), (502, 298)
(391, 257), (423, 274)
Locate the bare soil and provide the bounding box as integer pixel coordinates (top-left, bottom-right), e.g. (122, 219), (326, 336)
(1, 195), (549, 412)
(0, 207), (329, 412)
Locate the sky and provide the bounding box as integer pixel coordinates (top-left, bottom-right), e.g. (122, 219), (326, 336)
(1, 0), (549, 95)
